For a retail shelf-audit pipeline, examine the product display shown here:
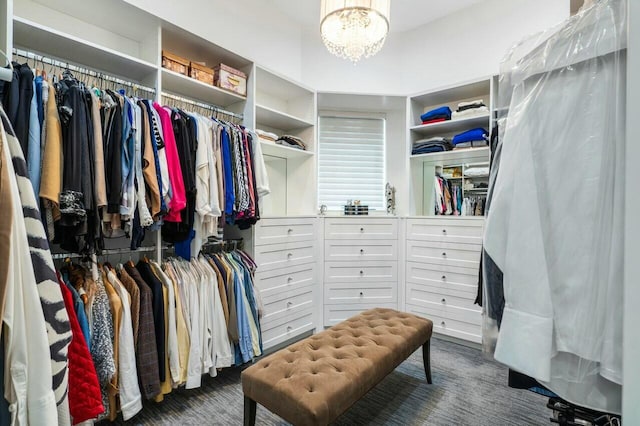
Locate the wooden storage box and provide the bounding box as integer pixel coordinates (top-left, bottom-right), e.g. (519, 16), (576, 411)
(189, 62), (214, 85)
(162, 51), (190, 76)
(214, 63), (247, 97)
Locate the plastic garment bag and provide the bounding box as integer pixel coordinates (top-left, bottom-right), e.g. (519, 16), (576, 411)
(482, 0), (626, 414)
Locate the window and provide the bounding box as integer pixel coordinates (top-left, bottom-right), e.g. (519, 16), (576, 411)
(318, 116), (386, 211)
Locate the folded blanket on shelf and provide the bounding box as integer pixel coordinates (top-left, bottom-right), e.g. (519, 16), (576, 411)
(452, 106), (489, 120)
(457, 99), (485, 110)
(465, 166), (490, 177)
(412, 137), (453, 155)
(276, 135), (307, 150)
(452, 140), (489, 149)
(452, 128), (488, 145)
(421, 118), (448, 125)
(420, 106), (452, 122)
(256, 129), (279, 142)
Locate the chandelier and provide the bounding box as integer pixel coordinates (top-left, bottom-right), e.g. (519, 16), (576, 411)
(320, 0), (391, 63)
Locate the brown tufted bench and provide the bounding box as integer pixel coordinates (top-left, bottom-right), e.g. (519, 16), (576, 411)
(241, 308), (433, 426)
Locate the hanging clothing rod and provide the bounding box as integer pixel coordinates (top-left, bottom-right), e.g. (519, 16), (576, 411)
(50, 245), (170, 260)
(161, 92), (244, 120)
(12, 48), (157, 95)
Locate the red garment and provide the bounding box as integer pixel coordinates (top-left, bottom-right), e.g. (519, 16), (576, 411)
(422, 118), (447, 125)
(58, 276), (104, 424)
(153, 103), (186, 222)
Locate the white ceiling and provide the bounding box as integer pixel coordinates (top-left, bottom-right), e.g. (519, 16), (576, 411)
(265, 0), (485, 34)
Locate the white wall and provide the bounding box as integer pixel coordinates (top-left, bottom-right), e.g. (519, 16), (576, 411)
(123, 0), (304, 81)
(302, 0), (569, 95)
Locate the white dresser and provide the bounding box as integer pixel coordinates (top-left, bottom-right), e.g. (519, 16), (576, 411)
(404, 217), (483, 344)
(322, 217), (399, 326)
(253, 217), (318, 350)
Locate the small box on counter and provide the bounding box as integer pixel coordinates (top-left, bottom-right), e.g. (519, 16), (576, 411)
(189, 62), (215, 85)
(214, 64), (247, 97)
(344, 205), (369, 216)
(162, 51), (190, 76)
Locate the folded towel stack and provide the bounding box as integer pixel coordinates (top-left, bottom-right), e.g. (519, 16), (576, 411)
(452, 100), (489, 120)
(256, 129), (279, 143)
(412, 137), (453, 155)
(452, 128), (488, 149)
(276, 135), (307, 150)
(420, 106), (452, 124)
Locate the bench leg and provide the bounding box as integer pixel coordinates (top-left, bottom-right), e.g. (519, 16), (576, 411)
(422, 340), (433, 384)
(244, 396), (257, 426)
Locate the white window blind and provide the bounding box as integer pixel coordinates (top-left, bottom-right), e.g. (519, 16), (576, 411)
(318, 116), (386, 211)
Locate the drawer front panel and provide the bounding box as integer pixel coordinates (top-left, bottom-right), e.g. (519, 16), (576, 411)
(261, 285), (314, 327)
(255, 241), (315, 271)
(324, 282), (397, 305)
(256, 264), (315, 303)
(407, 241), (481, 269)
(324, 219), (398, 240)
(262, 311), (315, 349)
(323, 303), (397, 327)
(406, 304), (481, 344)
(324, 240), (398, 262)
(324, 261), (398, 283)
(406, 218), (484, 244)
(406, 262), (479, 287)
(406, 284), (479, 312)
(255, 218), (317, 246)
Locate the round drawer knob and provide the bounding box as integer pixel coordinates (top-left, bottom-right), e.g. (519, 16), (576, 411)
(441, 321), (446, 327)
(441, 275), (446, 280)
(287, 301), (293, 308)
(359, 270), (364, 275)
(360, 249), (364, 254)
(359, 292), (364, 297)
(442, 252), (447, 257)
(441, 298), (446, 304)
(360, 227), (364, 232)
(287, 253), (293, 259)
(287, 228), (293, 233)
(442, 229), (447, 234)
(287, 277), (294, 283)
(287, 326), (292, 332)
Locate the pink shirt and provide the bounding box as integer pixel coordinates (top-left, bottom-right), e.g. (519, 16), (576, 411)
(153, 103), (186, 222)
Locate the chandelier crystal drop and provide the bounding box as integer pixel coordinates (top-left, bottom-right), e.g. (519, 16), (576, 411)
(320, 0), (390, 63)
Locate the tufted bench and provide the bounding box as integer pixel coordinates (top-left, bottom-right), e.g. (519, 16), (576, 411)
(241, 308), (433, 426)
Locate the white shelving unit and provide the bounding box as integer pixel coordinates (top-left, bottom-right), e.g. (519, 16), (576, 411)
(409, 113), (490, 137)
(260, 141), (314, 160)
(255, 104), (315, 131)
(161, 68), (246, 108)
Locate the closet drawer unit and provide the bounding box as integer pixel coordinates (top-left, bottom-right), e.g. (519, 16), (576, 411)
(324, 218), (398, 240)
(261, 310), (315, 349)
(324, 282), (397, 305)
(406, 261), (479, 288)
(254, 218), (317, 246)
(407, 304), (481, 344)
(255, 264), (315, 303)
(254, 241), (315, 272)
(324, 261), (398, 283)
(406, 240), (481, 269)
(260, 285), (314, 328)
(323, 303), (398, 327)
(324, 240), (398, 262)
(405, 271), (477, 301)
(406, 218), (484, 244)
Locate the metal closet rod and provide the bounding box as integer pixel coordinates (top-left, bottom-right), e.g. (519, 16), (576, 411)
(12, 48), (156, 95)
(50, 245), (170, 260)
(161, 92), (244, 120)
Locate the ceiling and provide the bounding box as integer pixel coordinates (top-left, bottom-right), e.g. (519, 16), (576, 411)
(265, 0), (485, 34)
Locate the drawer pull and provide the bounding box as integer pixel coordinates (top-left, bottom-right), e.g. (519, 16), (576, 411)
(359, 292), (364, 297)
(441, 298), (446, 304)
(441, 321), (446, 327)
(360, 249), (364, 254)
(441, 275), (446, 280)
(287, 301), (293, 308)
(287, 228), (293, 234)
(442, 229), (447, 234)
(360, 227), (364, 232)
(287, 253), (293, 259)
(287, 326), (293, 332)
(442, 252), (447, 257)
(287, 277), (294, 283)
(359, 270), (364, 275)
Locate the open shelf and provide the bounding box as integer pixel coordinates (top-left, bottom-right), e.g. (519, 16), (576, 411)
(256, 104), (315, 132)
(410, 114), (490, 137)
(411, 147), (490, 165)
(260, 141), (314, 159)
(161, 69), (246, 108)
(13, 16), (158, 82)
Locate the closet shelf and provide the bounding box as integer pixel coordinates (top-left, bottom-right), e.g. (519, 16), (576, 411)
(13, 17), (158, 82)
(410, 114), (490, 137)
(161, 69), (246, 108)
(260, 141), (314, 159)
(256, 104), (315, 131)
(411, 147), (490, 165)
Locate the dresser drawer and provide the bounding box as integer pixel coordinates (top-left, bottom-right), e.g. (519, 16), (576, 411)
(324, 218), (398, 240)
(324, 282), (397, 305)
(404, 293), (481, 325)
(406, 218), (484, 244)
(262, 310), (315, 349)
(324, 261), (397, 283)
(406, 304), (481, 344)
(254, 218), (317, 246)
(324, 240), (398, 262)
(255, 241), (315, 272)
(406, 241), (481, 269)
(406, 261), (479, 288)
(406, 283), (477, 310)
(255, 264), (315, 303)
(261, 285), (314, 327)
(323, 303), (397, 327)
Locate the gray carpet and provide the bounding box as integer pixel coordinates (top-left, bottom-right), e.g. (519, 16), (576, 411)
(114, 338), (551, 425)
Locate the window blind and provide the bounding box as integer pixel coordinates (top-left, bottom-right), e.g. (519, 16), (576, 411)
(318, 116), (386, 211)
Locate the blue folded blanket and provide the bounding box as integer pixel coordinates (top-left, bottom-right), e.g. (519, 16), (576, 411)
(420, 106), (452, 122)
(452, 128), (488, 145)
